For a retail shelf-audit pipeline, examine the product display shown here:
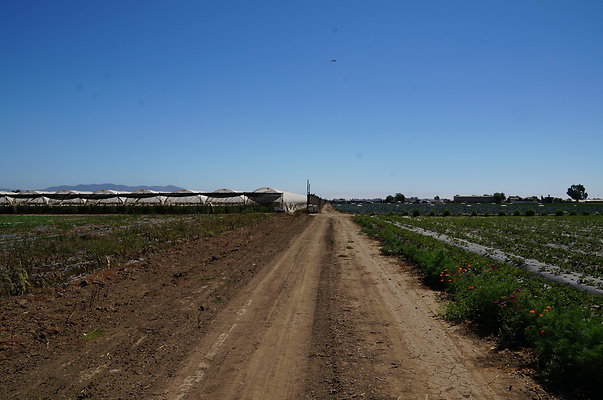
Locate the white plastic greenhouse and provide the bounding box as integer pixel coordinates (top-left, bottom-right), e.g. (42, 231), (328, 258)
(0, 187), (308, 213)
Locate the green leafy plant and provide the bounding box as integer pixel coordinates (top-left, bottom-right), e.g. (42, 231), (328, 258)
(82, 329), (104, 341)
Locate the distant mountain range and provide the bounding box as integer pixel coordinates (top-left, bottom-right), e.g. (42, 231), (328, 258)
(2, 184), (184, 192)
(44, 184), (184, 192)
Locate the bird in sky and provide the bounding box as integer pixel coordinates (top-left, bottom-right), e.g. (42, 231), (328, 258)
(329, 59), (337, 63)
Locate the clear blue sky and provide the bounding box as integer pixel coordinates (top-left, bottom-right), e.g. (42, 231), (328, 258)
(1, 0), (602, 199)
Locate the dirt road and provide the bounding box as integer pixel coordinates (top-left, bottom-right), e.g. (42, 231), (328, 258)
(161, 208), (552, 400)
(1, 209), (554, 399)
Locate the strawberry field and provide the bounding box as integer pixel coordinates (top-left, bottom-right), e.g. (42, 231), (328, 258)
(333, 201), (603, 216)
(381, 214), (603, 282)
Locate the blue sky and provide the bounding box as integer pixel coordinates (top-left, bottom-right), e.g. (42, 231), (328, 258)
(1, 1), (602, 199)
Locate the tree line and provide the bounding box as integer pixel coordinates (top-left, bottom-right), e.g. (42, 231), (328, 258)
(381, 184), (589, 204)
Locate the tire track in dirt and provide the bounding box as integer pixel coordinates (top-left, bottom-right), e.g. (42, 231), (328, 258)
(162, 214), (333, 400)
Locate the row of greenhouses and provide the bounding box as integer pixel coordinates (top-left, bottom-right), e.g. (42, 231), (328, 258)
(0, 187), (308, 212)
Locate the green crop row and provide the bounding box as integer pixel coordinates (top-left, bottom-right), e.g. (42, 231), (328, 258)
(381, 215), (603, 280)
(334, 202), (603, 216)
(354, 215), (603, 397)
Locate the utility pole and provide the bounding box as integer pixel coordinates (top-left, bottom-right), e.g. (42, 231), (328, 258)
(307, 179), (310, 209)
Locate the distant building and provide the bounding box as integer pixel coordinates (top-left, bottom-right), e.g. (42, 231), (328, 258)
(453, 195), (496, 203)
(508, 196), (538, 204)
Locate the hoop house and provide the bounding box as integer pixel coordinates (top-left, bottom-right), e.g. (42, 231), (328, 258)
(166, 189), (207, 205)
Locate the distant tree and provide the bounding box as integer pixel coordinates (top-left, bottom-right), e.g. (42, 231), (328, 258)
(567, 184), (588, 201)
(384, 195), (394, 203)
(394, 193), (406, 203)
(434, 195), (440, 201)
(492, 192), (506, 204)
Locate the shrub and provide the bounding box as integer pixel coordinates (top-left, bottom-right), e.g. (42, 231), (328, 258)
(527, 306), (603, 392)
(0, 265), (30, 296)
(513, 209), (522, 216)
(446, 266), (529, 338)
(443, 210), (451, 216)
(524, 209), (536, 216)
(498, 211), (506, 216)
(556, 209), (565, 216)
(412, 209), (421, 217)
(471, 210), (478, 217)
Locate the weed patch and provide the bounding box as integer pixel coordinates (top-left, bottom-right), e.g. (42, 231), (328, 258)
(0, 213), (270, 296)
(82, 330), (104, 341)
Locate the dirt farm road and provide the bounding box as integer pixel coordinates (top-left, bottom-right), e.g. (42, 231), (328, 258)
(163, 208), (551, 400)
(1, 208), (555, 399)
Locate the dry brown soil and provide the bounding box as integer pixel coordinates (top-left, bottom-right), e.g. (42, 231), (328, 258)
(1, 208), (558, 399)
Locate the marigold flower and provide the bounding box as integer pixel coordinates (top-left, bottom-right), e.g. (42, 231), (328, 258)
(529, 310), (535, 314)
(538, 313), (543, 317)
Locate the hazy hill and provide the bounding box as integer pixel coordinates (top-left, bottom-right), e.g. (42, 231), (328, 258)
(41, 184), (184, 192)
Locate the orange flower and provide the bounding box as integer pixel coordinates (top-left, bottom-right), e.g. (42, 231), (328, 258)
(540, 329), (545, 335)
(468, 285), (475, 290)
(529, 310), (535, 314)
(538, 313), (543, 317)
